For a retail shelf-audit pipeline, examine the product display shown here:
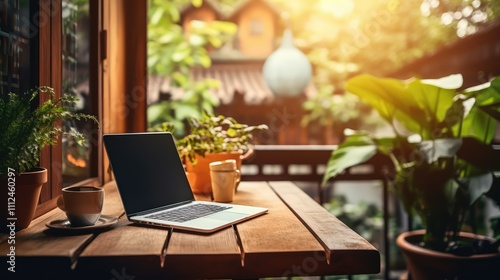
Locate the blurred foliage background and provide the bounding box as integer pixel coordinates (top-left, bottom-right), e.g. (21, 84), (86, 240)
(147, 0), (237, 136)
(146, 2), (500, 277)
(147, 0), (500, 137)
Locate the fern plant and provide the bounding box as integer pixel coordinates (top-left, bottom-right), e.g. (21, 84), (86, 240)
(0, 86), (98, 177)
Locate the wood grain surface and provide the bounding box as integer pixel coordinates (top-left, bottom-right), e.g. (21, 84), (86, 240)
(0, 180), (380, 279)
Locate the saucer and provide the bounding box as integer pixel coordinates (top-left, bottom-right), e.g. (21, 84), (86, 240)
(46, 215), (118, 232)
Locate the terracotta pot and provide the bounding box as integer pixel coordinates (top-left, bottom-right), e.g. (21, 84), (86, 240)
(396, 229), (500, 280)
(185, 149), (253, 194)
(1, 167), (47, 231)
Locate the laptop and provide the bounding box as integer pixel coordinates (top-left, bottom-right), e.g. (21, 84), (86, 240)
(102, 132), (267, 233)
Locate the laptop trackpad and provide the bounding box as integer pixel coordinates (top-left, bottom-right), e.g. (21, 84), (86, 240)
(209, 212), (247, 222)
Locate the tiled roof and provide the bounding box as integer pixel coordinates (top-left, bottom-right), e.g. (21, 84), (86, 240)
(148, 62), (316, 105)
(149, 62), (264, 105)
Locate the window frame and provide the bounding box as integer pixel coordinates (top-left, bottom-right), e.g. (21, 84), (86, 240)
(33, 0), (148, 218)
(35, 0), (104, 218)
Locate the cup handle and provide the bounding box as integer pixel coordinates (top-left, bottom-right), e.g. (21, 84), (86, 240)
(235, 169), (241, 187)
(56, 195), (65, 211)
(240, 147), (254, 161)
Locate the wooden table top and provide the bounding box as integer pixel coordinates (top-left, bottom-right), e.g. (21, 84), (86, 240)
(0, 181), (380, 279)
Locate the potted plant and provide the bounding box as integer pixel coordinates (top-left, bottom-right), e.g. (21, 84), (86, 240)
(322, 74), (500, 279)
(1, 86), (98, 230)
(174, 113), (268, 194)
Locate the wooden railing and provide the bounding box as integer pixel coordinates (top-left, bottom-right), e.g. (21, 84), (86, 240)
(241, 145), (393, 202)
(241, 145), (335, 183)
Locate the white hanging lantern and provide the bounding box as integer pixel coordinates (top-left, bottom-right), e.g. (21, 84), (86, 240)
(262, 29), (312, 97)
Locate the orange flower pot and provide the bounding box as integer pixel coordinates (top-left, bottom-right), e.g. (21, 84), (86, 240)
(1, 168), (47, 231)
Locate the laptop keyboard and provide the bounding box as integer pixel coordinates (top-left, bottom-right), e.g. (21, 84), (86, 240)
(145, 204), (232, 223)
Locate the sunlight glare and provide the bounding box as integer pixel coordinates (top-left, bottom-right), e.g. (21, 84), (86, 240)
(471, 10), (487, 23)
(420, 1), (431, 17)
(441, 12), (453, 25)
(457, 27), (466, 37)
(430, 0), (440, 8)
(462, 6), (473, 17)
(316, 0), (355, 18)
(457, 18), (468, 29)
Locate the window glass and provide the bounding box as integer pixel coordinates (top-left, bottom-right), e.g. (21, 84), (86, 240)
(0, 0), (34, 94)
(61, 0), (94, 186)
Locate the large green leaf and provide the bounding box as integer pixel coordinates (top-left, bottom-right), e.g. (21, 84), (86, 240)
(345, 74), (425, 135)
(407, 76), (458, 138)
(441, 98), (465, 133)
(322, 134), (378, 186)
(459, 173), (494, 206)
(464, 76), (500, 121)
(460, 105), (496, 143)
(416, 138), (462, 164)
(457, 137), (500, 171)
(345, 75), (399, 122)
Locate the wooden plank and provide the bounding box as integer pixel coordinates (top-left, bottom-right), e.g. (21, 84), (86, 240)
(0, 181), (123, 278)
(79, 219), (165, 257)
(76, 180), (242, 279)
(233, 182), (329, 278)
(2, 180), (381, 278)
(161, 182), (242, 278)
(0, 208), (94, 278)
(75, 180), (168, 278)
(162, 227), (242, 278)
(75, 218), (169, 278)
(269, 181), (380, 275)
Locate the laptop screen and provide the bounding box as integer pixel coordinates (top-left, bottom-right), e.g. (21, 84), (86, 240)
(103, 132), (195, 215)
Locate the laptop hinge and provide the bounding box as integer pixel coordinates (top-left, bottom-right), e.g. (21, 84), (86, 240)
(130, 200), (193, 217)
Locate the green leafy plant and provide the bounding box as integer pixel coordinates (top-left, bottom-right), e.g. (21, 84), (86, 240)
(173, 113), (268, 164)
(148, 78), (222, 138)
(0, 86), (98, 177)
(322, 74), (500, 254)
(147, 0), (237, 136)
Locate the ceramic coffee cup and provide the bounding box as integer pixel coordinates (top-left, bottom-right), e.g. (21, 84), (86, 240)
(57, 186), (104, 227)
(209, 159), (241, 202)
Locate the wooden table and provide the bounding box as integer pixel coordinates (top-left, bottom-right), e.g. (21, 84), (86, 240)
(0, 181), (380, 279)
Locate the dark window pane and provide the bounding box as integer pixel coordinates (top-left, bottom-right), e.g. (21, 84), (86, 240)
(61, 0), (93, 186)
(0, 0), (35, 95)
